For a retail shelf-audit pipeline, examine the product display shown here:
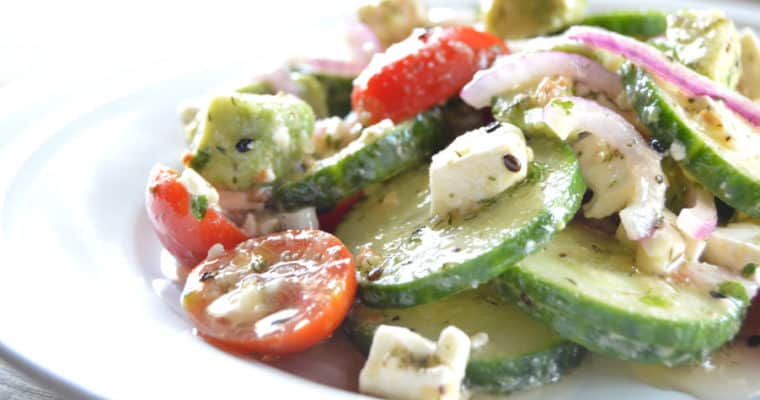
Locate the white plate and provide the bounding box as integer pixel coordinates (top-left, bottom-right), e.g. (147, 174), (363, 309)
(0, 1), (757, 399)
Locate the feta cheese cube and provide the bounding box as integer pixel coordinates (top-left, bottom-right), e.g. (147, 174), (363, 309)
(429, 123), (531, 217)
(636, 210), (686, 275)
(359, 325), (471, 400)
(703, 222), (760, 276)
(178, 167), (219, 206)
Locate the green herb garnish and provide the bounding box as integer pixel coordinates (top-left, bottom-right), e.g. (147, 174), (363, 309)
(552, 99), (574, 115)
(190, 194), (209, 220)
(716, 281), (749, 303)
(742, 263), (757, 278)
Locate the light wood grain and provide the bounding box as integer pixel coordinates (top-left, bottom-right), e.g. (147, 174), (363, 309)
(0, 359), (63, 400)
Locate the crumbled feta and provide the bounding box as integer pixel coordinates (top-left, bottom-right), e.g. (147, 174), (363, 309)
(278, 207), (319, 230)
(206, 243), (226, 260)
(573, 134), (635, 219)
(636, 211), (686, 275)
(703, 222), (760, 275)
(359, 325), (471, 400)
(178, 168), (219, 206)
(429, 123), (531, 217)
(206, 278), (287, 325)
(738, 28), (760, 101)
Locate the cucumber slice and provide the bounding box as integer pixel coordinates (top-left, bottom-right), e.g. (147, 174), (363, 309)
(344, 284), (586, 393)
(275, 109), (445, 210)
(621, 63), (760, 218)
(309, 72), (354, 118)
(500, 223), (748, 366)
(581, 11), (666, 38)
(336, 138), (584, 307)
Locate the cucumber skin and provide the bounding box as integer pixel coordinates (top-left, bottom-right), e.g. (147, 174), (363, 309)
(311, 72), (354, 118)
(464, 344), (585, 393)
(621, 63), (760, 218)
(499, 272), (744, 365)
(343, 308), (587, 393)
(356, 141), (586, 308)
(275, 109), (445, 211)
(582, 11), (666, 38)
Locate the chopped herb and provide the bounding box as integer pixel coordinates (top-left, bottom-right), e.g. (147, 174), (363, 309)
(552, 99), (574, 115)
(741, 263), (757, 278)
(454, 150), (464, 158)
(215, 145), (227, 154)
(640, 294), (670, 308)
(559, 252), (567, 258)
(250, 255), (266, 272)
(207, 113), (213, 122)
(189, 150), (212, 171)
(230, 96), (237, 106)
(716, 281), (749, 303)
(190, 195), (209, 220)
(565, 277), (577, 286)
(235, 138), (254, 153)
(487, 175), (496, 181)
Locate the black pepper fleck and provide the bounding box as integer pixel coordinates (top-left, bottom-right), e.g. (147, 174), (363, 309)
(709, 290), (727, 299)
(582, 189), (594, 204)
(236, 138), (254, 153)
(655, 175), (664, 184)
(391, 315), (400, 322)
(650, 138), (667, 153)
(503, 154), (521, 172)
(367, 267), (384, 281)
(520, 292), (533, 307)
(485, 121), (501, 133)
(200, 271), (216, 281)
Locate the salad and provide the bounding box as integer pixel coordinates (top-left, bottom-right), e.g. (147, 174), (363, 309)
(145, 0), (760, 398)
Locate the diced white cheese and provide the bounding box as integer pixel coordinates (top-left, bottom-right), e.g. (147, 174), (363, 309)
(206, 278), (287, 326)
(206, 243), (226, 260)
(278, 207), (320, 230)
(738, 28), (760, 101)
(636, 211), (686, 275)
(359, 325), (471, 400)
(573, 134), (635, 219)
(429, 123), (531, 217)
(703, 222), (760, 275)
(177, 168), (219, 206)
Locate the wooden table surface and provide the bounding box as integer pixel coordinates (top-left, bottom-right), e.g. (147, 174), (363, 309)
(0, 359), (63, 400)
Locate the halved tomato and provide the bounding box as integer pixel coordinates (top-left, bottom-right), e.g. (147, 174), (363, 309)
(145, 165), (247, 268)
(182, 230), (356, 355)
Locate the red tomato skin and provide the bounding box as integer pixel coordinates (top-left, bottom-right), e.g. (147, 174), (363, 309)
(183, 230), (357, 355)
(317, 192), (364, 233)
(352, 26), (508, 124)
(145, 165), (247, 268)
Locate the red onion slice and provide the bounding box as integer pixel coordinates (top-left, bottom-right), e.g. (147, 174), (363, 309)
(676, 185), (717, 240)
(461, 51), (623, 109)
(566, 26), (760, 128)
(543, 96), (666, 240)
(346, 22), (382, 64)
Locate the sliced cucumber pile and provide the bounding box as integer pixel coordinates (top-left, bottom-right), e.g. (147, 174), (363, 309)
(336, 138), (584, 308)
(581, 11), (667, 38)
(275, 109), (445, 210)
(345, 284), (586, 394)
(621, 63), (760, 218)
(500, 223), (749, 366)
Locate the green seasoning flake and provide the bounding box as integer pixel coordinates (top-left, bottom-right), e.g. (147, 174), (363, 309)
(742, 263), (758, 278)
(640, 294), (670, 308)
(552, 99), (574, 115)
(189, 149), (211, 171)
(717, 281), (750, 303)
(191, 195), (209, 220)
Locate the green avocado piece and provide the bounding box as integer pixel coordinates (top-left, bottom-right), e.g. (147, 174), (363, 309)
(187, 93), (315, 191)
(666, 9), (742, 88)
(481, 0), (587, 39)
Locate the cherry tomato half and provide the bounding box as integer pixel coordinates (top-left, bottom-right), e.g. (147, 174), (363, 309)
(146, 165), (247, 268)
(182, 230), (357, 355)
(352, 26), (508, 125)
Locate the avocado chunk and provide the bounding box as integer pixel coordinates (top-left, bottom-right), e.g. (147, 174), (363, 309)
(187, 93), (315, 191)
(666, 9), (742, 88)
(237, 73), (328, 118)
(358, 0), (428, 48)
(481, 0), (586, 39)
